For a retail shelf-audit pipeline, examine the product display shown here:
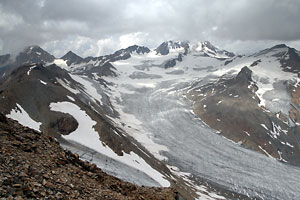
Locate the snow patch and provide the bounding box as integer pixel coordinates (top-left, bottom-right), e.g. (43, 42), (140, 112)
(27, 65), (37, 75)
(56, 78), (80, 94)
(67, 95), (75, 102)
(50, 101), (169, 187)
(258, 145), (273, 158)
(243, 131), (251, 136)
(39, 80), (47, 85)
(7, 103), (41, 132)
(53, 59), (68, 69)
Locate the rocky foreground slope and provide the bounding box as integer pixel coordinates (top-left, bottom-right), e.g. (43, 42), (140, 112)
(0, 113), (177, 200)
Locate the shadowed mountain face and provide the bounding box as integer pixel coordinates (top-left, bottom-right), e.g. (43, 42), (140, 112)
(61, 51), (83, 66)
(16, 46), (55, 64)
(0, 45), (55, 79)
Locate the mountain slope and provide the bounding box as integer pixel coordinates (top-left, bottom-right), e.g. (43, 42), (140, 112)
(0, 113), (177, 199)
(0, 63), (178, 189)
(187, 44), (300, 165)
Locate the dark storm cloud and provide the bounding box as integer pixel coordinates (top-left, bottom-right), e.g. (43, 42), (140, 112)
(0, 0), (300, 56)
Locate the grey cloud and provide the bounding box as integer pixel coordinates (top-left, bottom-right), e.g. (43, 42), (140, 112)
(0, 0), (300, 56)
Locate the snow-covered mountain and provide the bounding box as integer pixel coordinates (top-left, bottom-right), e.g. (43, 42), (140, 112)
(155, 40), (235, 59)
(190, 41), (235, 59)
(1, 41), (300, 200)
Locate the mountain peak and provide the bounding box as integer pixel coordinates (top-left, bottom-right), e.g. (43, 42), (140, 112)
(155, 41), (189, 55)
(270, 44), (288, 49)
(61, 50), (82, 60)
(107, 45), (150, 62)
(190, 41), (235, 59)
(23, 45), (43, 54)
(61, 51), (83, 66)
(16, 45), (55, 64)
(65, 50), (76, 55)
(123, 45), (150, 54)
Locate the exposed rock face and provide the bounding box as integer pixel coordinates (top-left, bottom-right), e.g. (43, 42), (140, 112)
(187, 66), (300, 165)
(50, 116), (78, 135)
(0, 114), (177, 199)
(164, 53), (183, 68)
(280, 47), (300, 74)
(108, 45), (150, 62)
(0, 113), (7, 123)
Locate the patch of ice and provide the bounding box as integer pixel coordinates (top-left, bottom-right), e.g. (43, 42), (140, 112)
(53, 59), (68, 69)
(258, 145), (273, 158)
(39, 80), (47, 85)
(243, 131), (251, 136)
(135, 82), (156, 88)
(7, 103), (41, 132)
(261, 124), (268, 130)
(27, 65), (37, 75)
(286, 142), (294, 148)
(67, 95), (75, 102)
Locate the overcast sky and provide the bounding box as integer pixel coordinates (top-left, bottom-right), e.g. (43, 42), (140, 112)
(1, 0), (300, 57)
